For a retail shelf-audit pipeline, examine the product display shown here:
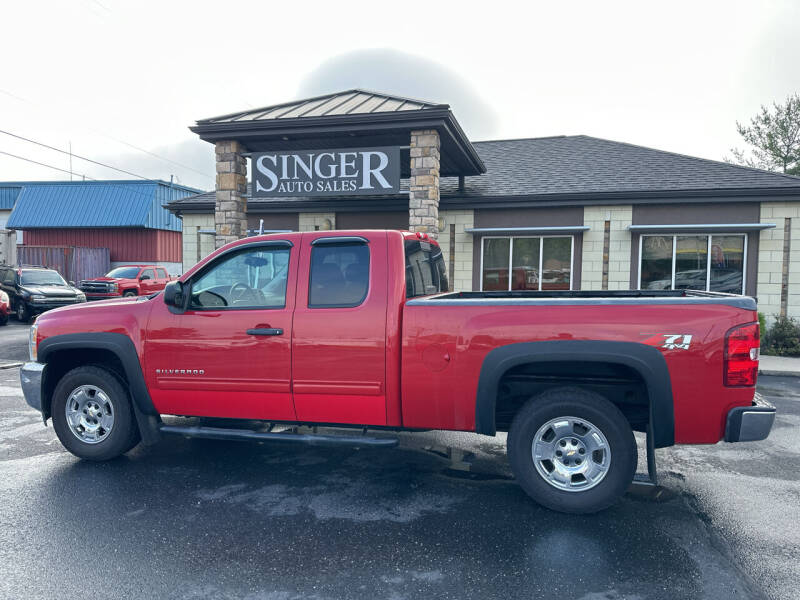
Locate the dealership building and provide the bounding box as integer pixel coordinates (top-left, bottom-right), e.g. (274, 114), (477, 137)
(167, 89), (800, 319)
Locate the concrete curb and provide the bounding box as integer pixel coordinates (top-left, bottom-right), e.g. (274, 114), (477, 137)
(0, 362), (23, 370)
(759, 369), (800, 378)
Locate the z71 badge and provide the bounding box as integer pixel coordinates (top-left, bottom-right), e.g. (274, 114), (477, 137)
(643, 334), (693, 350)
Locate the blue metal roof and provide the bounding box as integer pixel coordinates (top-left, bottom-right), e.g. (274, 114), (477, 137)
(0, 185), (22, 210)
(4, 180), (202, 231)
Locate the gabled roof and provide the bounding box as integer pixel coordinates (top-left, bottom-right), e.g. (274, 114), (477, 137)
(191, 89), (486, 177)
(5, 180), (201, 231)
(168, 135), (800, 214)
(198, 89), (446, 124)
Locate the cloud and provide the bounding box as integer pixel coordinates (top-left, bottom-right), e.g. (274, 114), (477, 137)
(296, 48), (499, 140)
(95, 138), (215, 191)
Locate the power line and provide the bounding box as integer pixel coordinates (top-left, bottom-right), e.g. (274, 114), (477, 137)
(0, 128), (154, 181)
(0, 87), (213, 182)
(0, 150), (96, 180)
(0, 149), (199, 224)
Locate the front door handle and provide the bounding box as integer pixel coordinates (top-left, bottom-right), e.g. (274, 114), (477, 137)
(246, 328), (283, 336)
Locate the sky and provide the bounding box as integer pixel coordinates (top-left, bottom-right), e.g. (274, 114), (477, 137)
(0, 0), (798, 192)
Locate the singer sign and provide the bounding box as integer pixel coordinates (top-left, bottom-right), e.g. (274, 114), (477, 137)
(251, 146), (401, 197)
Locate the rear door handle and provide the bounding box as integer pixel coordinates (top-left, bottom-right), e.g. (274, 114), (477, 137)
(246, 328), (283, 336)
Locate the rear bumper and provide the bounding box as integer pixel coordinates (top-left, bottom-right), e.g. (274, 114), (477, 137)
(724, 393), (776, 442)
(20, 362), (45, 413)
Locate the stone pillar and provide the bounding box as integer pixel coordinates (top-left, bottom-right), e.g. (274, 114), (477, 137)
(409, 129), (440, 239)
(214, 140), (248, 248)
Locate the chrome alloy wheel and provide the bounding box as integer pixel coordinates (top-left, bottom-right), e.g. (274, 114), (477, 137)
(531, 416), (611, 492)
(65, 385), (115, 444)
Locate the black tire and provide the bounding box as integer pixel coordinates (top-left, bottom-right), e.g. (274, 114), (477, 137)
(51, 365), (141, 460)
(16, 301), (30, 322)
(508, 387), (637, 514)
(122, 290), (137, 297)
(0, 312), (7, 326)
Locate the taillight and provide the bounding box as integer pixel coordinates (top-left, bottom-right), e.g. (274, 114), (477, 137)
(724, 322), (759, 386)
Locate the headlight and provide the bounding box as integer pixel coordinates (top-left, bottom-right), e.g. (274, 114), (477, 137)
(29, 321), (39, 362)
(110, 283), (119, 292)
(76, 293), (86, 302)
(0, 290), (8, 303)
(31, 294), (46, 302)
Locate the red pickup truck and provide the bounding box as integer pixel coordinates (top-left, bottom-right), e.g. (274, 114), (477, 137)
(79, 265), (174, 299)
(19, 230), (775, 513)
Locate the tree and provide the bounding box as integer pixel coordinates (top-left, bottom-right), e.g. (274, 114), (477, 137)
(728, 93), (800, 175)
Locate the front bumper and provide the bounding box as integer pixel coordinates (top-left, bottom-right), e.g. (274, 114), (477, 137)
(85, 293), (122, 301)
(724, 393), (776, 442)
(29, 300), (84, 313)
(20, 362), (45, 413)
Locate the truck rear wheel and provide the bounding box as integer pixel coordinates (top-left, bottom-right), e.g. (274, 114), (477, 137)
(508, 387), (637, 514)
(51, 365), (140, 461)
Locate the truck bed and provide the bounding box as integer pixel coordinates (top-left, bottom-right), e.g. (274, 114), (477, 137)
(407, 289), (756, 309)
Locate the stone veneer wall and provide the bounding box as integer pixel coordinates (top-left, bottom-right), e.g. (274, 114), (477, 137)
(408, 130), (440, 239)
(757, 201), (800, 320)
(298, 213), (336, 232)
(214, 140), (248, 249)
(438, 210), (474, 292)
(581, 205), (632, 291)
(181, 213), (216, 273)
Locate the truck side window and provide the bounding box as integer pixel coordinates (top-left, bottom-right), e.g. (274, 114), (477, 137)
(189, 246), (291, 310)
(140, 269), (155, 281)
(157, 268), (168, 279)
(405, 240), (448, 298)
(309, 243), (369, 308)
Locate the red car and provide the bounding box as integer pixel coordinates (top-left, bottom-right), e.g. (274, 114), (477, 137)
(19, 230), (774, 513)
(79, 265), (174, 300)
(0, 289), (9, 325)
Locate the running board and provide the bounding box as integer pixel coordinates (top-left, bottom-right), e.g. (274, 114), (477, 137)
(159, 424), (398, 448)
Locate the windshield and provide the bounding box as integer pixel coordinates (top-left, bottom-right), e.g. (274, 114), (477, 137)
(106, 267), (142, 278)
(21, 270), (68, 286)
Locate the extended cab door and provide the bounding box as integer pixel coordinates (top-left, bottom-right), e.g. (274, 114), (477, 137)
(138, 268), (158, 295)
(144, 240), (297, 420)
(291, 233), (388, 425)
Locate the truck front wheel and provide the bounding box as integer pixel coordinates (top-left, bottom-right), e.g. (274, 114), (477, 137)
(122, 290), (137, 297)
(51, 365), (140, 460)
(508, 387), (637, 514)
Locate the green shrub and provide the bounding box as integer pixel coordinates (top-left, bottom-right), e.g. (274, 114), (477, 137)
(758, 312), (767, 338)
(762, 315), (800, 356)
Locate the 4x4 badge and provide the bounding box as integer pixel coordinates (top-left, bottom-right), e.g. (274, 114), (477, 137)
(643, 334), (693, 350)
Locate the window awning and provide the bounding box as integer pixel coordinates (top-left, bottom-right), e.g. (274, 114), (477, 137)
(464, 226), (590, 235)
(628, 223), (775, 234)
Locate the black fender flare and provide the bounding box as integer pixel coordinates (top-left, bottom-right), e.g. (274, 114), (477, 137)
(474, 340), (675, 448)
(39, 332), (161, 444)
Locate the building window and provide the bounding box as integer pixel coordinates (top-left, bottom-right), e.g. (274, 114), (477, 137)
(639, 234), (746, 294)
(480, 236), (573, 291)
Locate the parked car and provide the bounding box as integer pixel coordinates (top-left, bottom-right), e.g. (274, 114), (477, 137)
(18, 231), (774, 514)
(0, 288), (9, 325)
(79, 265), (175, 300)
(0, 265), (86, 322)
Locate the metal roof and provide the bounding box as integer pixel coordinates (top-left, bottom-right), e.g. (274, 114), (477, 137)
(5, 180), (201, 231)
(197, 89), (446, 124)
(191, 89), (486, 177)
(168, 135), (800, 214)
(0, 185), (22, 210)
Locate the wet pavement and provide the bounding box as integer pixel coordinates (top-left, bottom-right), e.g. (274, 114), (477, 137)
(0, 364), (796, 600)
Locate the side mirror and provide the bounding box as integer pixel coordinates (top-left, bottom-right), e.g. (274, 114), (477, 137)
(163, 280), (184, 308)
(69, 281), (76, 286)
(140, 275), (152, 281)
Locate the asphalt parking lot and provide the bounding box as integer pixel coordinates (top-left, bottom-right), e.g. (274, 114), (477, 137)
(0, 324), (798, 600)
